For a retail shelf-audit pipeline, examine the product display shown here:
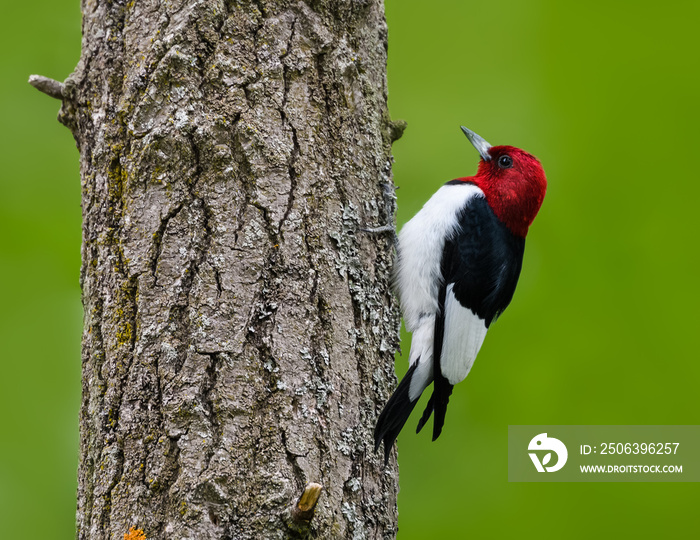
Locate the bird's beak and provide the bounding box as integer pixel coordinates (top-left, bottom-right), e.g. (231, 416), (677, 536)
(460, 126), (492, 161)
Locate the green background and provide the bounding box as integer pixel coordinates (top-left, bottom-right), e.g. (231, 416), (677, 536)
(2, 0), (698, 538)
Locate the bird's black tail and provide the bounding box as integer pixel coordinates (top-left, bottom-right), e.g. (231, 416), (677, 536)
(432, 370), (454, 441)
(374, 362), (420, 465)
(415, 370), (453, 441)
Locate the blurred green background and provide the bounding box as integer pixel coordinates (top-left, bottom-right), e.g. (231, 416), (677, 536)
(2, 0), (698, 538)
(0, 1), (83, 539)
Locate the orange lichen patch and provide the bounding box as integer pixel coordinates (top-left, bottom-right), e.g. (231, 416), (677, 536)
(124, 527), (147, 540)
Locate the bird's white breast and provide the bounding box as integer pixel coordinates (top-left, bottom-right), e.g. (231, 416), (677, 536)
(395, 182), (484, 332)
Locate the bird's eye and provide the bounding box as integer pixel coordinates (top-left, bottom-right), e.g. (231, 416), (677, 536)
(498, 155), (513, 169)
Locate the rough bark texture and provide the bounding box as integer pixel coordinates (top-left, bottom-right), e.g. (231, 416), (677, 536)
(59, 0), (402, 538)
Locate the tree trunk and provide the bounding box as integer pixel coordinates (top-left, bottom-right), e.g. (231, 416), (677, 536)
(58, 0), (403, 538)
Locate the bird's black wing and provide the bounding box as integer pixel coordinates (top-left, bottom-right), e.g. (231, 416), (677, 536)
(446, 194), (526, 326)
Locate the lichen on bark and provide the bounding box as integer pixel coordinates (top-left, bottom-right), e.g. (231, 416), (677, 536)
(61, 0), (402, 538)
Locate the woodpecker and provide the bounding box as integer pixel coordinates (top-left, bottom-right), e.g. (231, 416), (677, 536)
(374, 126), (547, 464)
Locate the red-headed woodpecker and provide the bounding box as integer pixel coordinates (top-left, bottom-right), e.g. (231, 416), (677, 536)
(374, 126), (547, 464)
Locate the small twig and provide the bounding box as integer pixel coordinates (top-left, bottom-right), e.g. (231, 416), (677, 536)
(361, 182), (398, 239)
(291, 482), (323, 524)
(361, 224), (395, 234)
(361, 223), (398, 252)
(28, 74), (65, 100)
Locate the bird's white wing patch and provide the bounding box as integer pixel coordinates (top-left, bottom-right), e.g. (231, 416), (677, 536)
(440, 283), (488, 385)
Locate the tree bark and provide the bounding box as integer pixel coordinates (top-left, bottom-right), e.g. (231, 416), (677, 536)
(58, 0), (403, 538)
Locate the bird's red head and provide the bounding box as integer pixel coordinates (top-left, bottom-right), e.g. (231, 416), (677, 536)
(459, 127), (547, 238)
